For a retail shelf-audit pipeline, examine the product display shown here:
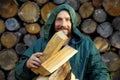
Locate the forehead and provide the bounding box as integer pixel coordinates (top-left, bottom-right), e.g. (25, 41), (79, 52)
(56, 10), (70, 18)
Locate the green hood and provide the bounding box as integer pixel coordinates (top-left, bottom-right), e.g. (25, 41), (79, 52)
(44, 4), (78, 40)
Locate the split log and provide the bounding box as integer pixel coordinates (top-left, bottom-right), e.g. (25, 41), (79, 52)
(92, 0), (103, 8)
(79, 2), (94, 18)
(35, 0), (48, 5)
(94, 37), (110, 52)
(15, 43), (26, 55)
(1, 32), (18, 48)
(65, 0), (80, 11)
(93, 8), (107, 23)
(18, 1), (40, 23)
(0, 49), (18, 70)
(97, 22), (113, 38)
(0, 19), (5, 34)
(112, 16), (120, 31)
(0, 0), (18, 18)
(53, 0), (65, 4)
(35, 45), (77, 76)
(32, 31), (68, 74)
(81, 19), (97, 34)
(41, 2), (56, 22)
(5, 18), (20, 31)
(48, 62), (71, 80)
(110, 31), (120, 49)
(0, 70), (5, 80)
(7, 69), (16, 80)
(102, 51), (120, 71)
(23, 34), (37, 46)
(103, 0), (120, 16)
(24, 23), (40, 34)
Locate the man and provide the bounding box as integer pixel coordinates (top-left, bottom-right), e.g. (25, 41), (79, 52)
(15, 4), (110, 80)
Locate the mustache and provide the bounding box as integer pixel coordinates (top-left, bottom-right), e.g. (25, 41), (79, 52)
(57, 27), (69, 30)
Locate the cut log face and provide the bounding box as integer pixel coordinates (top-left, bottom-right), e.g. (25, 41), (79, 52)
(93, 9), (107, 23)
(1, 32), (18, 48)
(0, 19), (5, 34)
(53, 0), (65, 4)
(112, 16), (120, 31)
(23, 34), (37, 46)
(81, 19), (97, 34)
(24, 23), (40, 34)
(0, 0), (18, 18)
(110, 31), (120, 49)
(35, 0), (48, 5)
(0, 49), (18, 70)
(102, 51), (120, 71)
(41, 2), (56, 22)
(7, 69), (16, 80)
(5, 18), (20, 31)
(18, 1), (40, 23)
(97, 22), (113, 38)
(92, 0), (103, 8)
(103, 0), (120, 16)
(79, 2), (94, 18)
(15, 43), (26, 55)
(94, 37), (110, 52)
(65, 0), (80, 11)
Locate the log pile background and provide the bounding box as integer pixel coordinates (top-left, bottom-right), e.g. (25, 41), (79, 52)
(0, 0), (120, 80)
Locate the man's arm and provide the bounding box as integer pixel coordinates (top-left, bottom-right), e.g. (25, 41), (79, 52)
(87, 42), (110, 80)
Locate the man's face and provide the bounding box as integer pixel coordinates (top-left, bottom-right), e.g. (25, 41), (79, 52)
(54, 10), (72, 37)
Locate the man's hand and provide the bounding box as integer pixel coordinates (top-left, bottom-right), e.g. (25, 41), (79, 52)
(26, 52), (43, 69)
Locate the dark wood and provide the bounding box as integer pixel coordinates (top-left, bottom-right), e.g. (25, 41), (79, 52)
(79, 2), (94, 18)
(24, 23), (40, 34)
(18, 1), (40, 23)
(53, 0), (65, 4)
(65, 0), (80, 10)
(23, 34), (37, 46)
(0, 49), (18, 70)
(94, 37), (110, 52)
(111, 70), (120, 80)
(103, 0), (120, 16)
(0, 19), (5, 34)
(1, 32), (18, 48)
(97, 22), (113, 38)
(79, 0), (89, 3)
(76, 12), (81, 26)
(15, 43), (26, 55)
(0, 0), (18, 18)
(92, 0), (103, 8)
(110, 31), (120, 49)
(102, 51), (120, 71)
(41, 2), (56, 22)
(18, 27), (27, 35)
(5, 18), (20, 31)
(93, 8), (107, 23)
(81, 19), (97, 34)
(112, 16), (120, 31)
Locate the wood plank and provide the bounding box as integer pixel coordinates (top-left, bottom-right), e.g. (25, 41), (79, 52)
(49, 62), (71, 80)
(31, 31), (68, 74)
(40, 45), (78, 75)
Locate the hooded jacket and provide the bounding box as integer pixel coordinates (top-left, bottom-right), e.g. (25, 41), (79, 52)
(15, 4), (110, 80)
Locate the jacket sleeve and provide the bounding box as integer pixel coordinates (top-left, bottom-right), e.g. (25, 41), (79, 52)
(87, 41), (110, 80)
(15, 38), (43, 80)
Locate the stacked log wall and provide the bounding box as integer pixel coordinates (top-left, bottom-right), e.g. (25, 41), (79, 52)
(0, 0), (120, 80)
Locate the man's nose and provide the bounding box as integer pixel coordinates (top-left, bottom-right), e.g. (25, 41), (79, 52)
(61, 20), (67, 27)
